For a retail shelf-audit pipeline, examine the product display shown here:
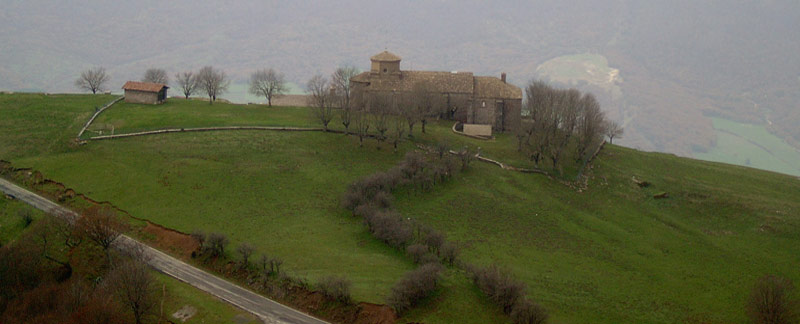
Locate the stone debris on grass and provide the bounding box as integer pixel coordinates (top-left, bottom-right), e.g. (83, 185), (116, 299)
(172, 305), (197, 323)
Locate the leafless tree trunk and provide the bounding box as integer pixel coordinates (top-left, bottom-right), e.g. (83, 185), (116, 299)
(236, 243), (255, 268)
(78, 206), (126, 265)
(75, 67), (110, 94)
(249, 68), (287, 107)
(410, 81), (443, 135)
(747, 275), (798, 324)
(105, 259), (158, 324)
(197, 66), (229, 104)
(575, 93), (606, 162)
(307, 74), (335, 131)
(332, 66), (360, 134)
(142, 68), (169, 85)
(353, 103), (371, 146)
(368, 92), (392, 141)
(175, 71), (198, 99)
(605, 120), (624, 144)
(391, 96), (408, 151)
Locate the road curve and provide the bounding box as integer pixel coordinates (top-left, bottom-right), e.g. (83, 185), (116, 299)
(0, 177), (329, 324)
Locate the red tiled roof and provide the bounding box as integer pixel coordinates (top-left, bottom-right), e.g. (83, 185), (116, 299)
(122, 81), (168, 92)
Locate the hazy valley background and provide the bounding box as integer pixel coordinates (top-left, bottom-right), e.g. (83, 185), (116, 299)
(1, 0), (799, 175)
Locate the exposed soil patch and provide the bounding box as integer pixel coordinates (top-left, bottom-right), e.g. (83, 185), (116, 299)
(142, 222), (198, 259)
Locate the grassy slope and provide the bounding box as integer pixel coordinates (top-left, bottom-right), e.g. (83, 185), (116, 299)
(694, 117), (800, 176)
(394, 145), (800, 323)
(0, 198), (42, 246)
(155, 271), (260, 324)
(3, 93), (799, 323)
(87, 99), (325, 136)
(0, 94), (508, 322)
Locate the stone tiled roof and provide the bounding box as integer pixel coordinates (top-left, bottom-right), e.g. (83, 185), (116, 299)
(370, 51), (402, 62)
(122, 81), (168, 92)
(474, 76), (522, 99)
(352, 71), (475, 94)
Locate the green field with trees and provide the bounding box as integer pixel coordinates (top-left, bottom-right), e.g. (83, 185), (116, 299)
(2, 92), (799, 323)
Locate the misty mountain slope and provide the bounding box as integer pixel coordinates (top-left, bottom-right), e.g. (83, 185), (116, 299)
(2, 0), (799, 168)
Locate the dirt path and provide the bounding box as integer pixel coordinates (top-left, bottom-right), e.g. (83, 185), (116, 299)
(0, 177), (329, 324)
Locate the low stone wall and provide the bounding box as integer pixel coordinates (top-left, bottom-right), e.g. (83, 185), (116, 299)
(463, 124), (492, 137)
(451, 122), (493, 140)
(76, 96), (124, 139)
(89, 126), (327, 141)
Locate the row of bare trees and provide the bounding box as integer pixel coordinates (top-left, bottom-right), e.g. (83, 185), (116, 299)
(306, 67), (447, 148)
(516, 80), (623, 175)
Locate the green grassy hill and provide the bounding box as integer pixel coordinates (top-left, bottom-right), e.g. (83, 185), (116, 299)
(1, 93), (798, 323)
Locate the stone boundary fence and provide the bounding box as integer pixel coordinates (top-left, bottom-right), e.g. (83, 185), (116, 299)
(451, 122), (493, 140)
(88, 126), (327, 141)
(76, 96), (124, 139)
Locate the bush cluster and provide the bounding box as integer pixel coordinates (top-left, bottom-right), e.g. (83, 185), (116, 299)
(342, 151), (461, 266)
(387, 263), (443, 315)
(470, 264), (548, 324)
(317, 275), (352, 304)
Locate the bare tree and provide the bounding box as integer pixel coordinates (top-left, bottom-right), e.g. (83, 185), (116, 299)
(747, 275), (798, 324)
(142, 68), (168, 84)
(605, 120), (624, 144)
(332, 66), (360, 134)
(236, 243), (255, 268)
(75, 67), (110, 94)
(174, 71), (198, 99)
(249, 68), (287, 107)
(390, 96), (408, 150)
(78, 206), (126, 263)
(410, 81), (443, 134)
(369, 92), (392, 141)
(105, 260), (158, 324)
(353, 101), (371, 146)
(196, 66), (229, 104)
(307, 74), (335, 131)
(575, 93), (606, 162)
(205, 232), (229, 257)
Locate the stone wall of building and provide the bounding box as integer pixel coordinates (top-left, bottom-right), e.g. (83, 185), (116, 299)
(124, 90), (159, 105)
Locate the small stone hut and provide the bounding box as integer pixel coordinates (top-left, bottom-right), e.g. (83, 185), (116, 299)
(350, 51), (522, 132)
(122, 81), (168, 105)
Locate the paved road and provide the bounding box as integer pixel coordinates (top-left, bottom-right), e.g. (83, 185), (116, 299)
(0, 177), (328, 324)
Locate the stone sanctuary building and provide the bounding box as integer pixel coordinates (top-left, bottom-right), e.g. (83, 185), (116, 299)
(122, 81), (169, 105)
(350, 51), (522, 132)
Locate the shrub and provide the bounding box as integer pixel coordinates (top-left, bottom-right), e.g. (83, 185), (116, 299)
(365, 211), (412, 249)
(190, 230), (206, 250)
(354, 203), (380, 218)
(317, 275), (352, 303)
(435, 141), (450, 159)
(269, 257), (283, 275)
(747, 275), (797, 324)
(236, 243), (255, 268)
(440, 242), (460, 265)
(205, 232), (229, 257)
(387, 263), (443, 315)
(400, 151), (427, 178)
(456, 147), (475, 170)
(418, 253), (440, 265)
(511, 299), (548, 324)
(406, 244), (429, 264)
(422, 228), (445, 253)
(471, 264), (527, 314)
(372, 191), (394, 209)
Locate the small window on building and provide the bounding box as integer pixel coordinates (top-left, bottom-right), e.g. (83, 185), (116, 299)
(383, 68), (388, 73)
(482, 101), (486, 107)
